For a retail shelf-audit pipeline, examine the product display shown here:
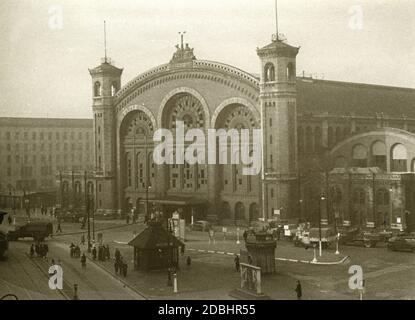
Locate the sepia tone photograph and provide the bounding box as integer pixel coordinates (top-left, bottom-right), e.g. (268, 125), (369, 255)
(0, 0), (415, 304)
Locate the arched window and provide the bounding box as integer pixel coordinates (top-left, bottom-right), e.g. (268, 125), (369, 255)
(328, 127), (334, 148)
(286, 63), (295, 81)
(235, 202), (245, 221)
(391, 144), (408, 172)
(314, 127), (322, 153)
(352, 144), (368, 167)
(335, 127), (342, 143)
(353, 188), (365, 205)
(305, 127), (313, 153)
(371, 141), (387, 171)
(331, 186), (342, 204)
(376, 189), (390, 206)
(94, 82), (101, 97)
(264, 63), (275, 82)
(111, 82), (118, 96)
(249, 203), (260, 222)
(221, 202), (231, 219)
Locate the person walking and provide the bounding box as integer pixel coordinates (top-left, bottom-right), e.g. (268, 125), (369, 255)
(115, 248), (121, 263)
(56, 221), (62, 234)
(186, 256), (191, 267)
(80, 234), (85, 246)
(29, 244), (35, 258)
(295, 280), (302, 300)
(92, 246), (97, 260)
(81, 253), (87, 269)
(114, 260), (119, 275)
(69, 243), (75, 258)
(234, 255), (240, 272)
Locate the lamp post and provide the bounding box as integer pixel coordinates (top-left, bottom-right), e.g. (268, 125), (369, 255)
(146, 185), (151, 223)
(335, 233), (340, 255)
(318, 194), (326, 257)
(312, 244), (317, 263)
(85, 172), (91, 253)
(389, 187), (393, 229)
(299, 199), (303, 223)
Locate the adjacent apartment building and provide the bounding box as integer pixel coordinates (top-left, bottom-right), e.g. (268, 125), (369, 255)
(0, 118), (94, 195)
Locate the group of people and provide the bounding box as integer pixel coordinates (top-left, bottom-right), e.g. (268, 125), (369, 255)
(30, 242), (49, 259)
(114, 248), (128, 277)
(92, 244), (110, 261)
(69, 243), (81, 258)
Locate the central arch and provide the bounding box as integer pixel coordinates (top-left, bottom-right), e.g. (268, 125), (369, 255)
(157, 87), (211, 129)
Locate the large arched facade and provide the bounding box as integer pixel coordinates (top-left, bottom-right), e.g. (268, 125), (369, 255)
(114, 58), (262, 223)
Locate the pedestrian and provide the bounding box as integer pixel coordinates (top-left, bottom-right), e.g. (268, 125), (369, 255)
(126, 214), (130, 225)
(69, 243), (75, 258)
(115, 248), (121, 263)
(105, 245), (110, 260)
(56, 222), (62, 234)
(43, 243), (49, 259)
(7, 215), (12, 225)
(114, 260), (119, 275)
(35, 243), (40, 257)
(243, 230), (248, 242)
(276, 228), (281, 241)
(81, 253), (87, 269)
(186, 256), (191, 267)
(81, 234), (85, 246)
(29, 244), (35, 258)
(295, 280), (302, 300)
(92, 246), (97, 260)
(234, 255), (240, 272)
(122, 262), (128, 277)
(247, 255), (253, 265)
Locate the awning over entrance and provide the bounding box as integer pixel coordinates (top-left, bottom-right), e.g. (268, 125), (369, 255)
(139, 196), (208, 207)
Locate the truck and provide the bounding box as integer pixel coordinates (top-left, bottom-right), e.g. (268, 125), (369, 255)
(8, 221), (53, 242)
(338, 227), (381, 248)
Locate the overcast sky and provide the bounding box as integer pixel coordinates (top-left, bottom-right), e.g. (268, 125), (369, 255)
(0, 0), (414, 119)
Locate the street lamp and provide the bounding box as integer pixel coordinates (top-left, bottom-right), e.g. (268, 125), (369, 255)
(299, 199), (303, 223)
(146, 184), (151, 223)
(318, 194), (326, 257)
(335, 233), (340, 255)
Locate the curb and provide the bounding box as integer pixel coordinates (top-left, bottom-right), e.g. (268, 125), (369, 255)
(188, 248), (350, 266)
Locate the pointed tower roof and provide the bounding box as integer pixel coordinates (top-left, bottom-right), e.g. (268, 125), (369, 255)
(257, 39), (300, 57)
(89, 60), (123, 77)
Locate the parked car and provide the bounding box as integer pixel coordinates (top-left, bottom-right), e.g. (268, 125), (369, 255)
(59, 210), (84, 223)
(0, 211), (9, 258)
(387, 233), (415, 252)
(294, 230), (311, 248)
(338, 227), (380, 248)
(309, 227), (337, 248)
(191, 221), (211, 232)
(8, 221), (53, 242)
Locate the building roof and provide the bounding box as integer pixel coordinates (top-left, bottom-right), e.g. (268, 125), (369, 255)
(297, 78), (415, 118)
(128, 222), (184, 249)
(0, 117), (93, 128)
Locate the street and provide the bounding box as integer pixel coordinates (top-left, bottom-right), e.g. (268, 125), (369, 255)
(2, 211), (413, 300)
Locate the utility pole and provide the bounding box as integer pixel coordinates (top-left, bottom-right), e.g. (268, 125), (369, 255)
(85, 171), (91, 253)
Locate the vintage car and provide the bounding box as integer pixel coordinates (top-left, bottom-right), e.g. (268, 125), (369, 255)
(59, 209), (85, 223)
(387, 233), (415, 252)
(309, 227), (337, 248)
(190, 220), (212, 232)
(0, 211), (9, 258)
(338, 227), (380, 248)
(8, 221), (53, 242)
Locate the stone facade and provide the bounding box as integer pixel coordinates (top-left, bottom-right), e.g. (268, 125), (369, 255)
(85, 39), (415, 228)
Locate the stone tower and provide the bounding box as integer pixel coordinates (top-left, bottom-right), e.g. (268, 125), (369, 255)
(89, 59), (123, 215)
(257, 38), (300, 221)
